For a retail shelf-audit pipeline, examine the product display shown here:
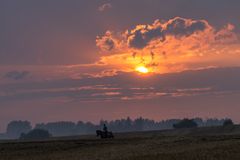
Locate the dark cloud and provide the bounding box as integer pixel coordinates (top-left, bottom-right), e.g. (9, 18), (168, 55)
(165, 17), (209, 36)
(126, 17), (210, 49)
(4, 71), (30, 80)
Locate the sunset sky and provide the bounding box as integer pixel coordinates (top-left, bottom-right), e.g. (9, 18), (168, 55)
(0, 0), (240, 132)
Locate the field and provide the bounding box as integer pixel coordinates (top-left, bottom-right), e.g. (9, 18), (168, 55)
(1, 126), (240, 160)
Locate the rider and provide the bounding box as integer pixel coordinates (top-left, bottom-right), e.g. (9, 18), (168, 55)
(103, 124), (108, 133)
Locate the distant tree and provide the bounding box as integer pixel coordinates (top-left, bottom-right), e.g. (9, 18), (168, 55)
(19, 129), (51, 140)
(223, 119), (234, 126)
(125, 117), (132, 128)
(85, 122), (97, 133)
(75, 121), (87, 134)
(75, 121), (96, 134)
(205, 118), (225, 127)
(193, 118), (204, 127)
(134, 117), (144, 131)
(13, 117), (228, 137)
(6, 120), (32, 139)
(173, 118), (198, 129)
(35, 121), (76, 136)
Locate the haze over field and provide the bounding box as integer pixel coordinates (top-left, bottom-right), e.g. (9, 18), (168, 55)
(0, 0), (240, 132)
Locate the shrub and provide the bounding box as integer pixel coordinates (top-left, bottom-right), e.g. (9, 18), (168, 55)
(223, 119), (234, 126)
(173, 118), (198, 129)
(20, 129), (51, 140)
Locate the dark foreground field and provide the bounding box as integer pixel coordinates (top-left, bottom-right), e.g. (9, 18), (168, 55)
(1, 126), (240, 160)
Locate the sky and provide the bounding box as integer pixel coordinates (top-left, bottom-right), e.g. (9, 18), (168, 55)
(0, 0), (240, 132)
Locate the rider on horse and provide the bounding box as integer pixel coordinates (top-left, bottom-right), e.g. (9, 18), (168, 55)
(103, 124), (108, 133)
(96, 124), (114, 138)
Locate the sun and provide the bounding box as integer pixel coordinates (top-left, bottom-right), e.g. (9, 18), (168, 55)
(135, 66), (149, 74)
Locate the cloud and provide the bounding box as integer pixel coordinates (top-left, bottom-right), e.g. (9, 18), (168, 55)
(96, 17), (239, 73)
(0, 67), (240, 102)
(96, 17), (215, 51)
(127, 17), (211, 49)
(4, 71), (30, 80)
(98, 3), (112, 12)
(214, 24), (238, 44)
(96, 31), (117, 52)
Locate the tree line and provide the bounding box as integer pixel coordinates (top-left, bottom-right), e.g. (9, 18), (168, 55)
(0, 117), (230, 139)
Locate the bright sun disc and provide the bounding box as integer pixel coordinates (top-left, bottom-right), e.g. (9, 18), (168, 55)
(136, 66), (149, 73)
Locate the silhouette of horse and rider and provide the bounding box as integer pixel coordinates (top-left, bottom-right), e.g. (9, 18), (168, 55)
(96, 124), (114, 139)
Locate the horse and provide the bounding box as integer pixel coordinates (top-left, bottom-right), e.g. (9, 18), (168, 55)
(96, 130), (114, 139)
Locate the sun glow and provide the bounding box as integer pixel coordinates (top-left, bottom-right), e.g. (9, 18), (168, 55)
(135, 66), (149, 74)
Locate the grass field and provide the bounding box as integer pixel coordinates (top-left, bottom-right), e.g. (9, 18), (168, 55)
(1, 126), (240, 160)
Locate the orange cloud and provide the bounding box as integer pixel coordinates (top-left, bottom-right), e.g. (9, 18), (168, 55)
(96, 17), (240, 74)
